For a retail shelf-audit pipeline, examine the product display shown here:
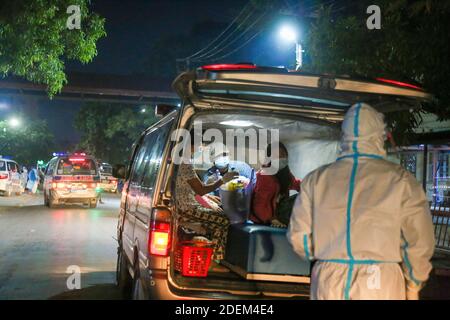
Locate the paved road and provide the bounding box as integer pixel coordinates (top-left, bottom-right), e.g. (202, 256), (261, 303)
(0, 192), (449, 300)
(0, 193), (122, 300)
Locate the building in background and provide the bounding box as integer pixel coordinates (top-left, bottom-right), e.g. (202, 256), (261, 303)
(389, 113), (450, 204)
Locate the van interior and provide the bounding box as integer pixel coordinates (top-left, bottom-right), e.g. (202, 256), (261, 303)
(170, 110), (341, 297)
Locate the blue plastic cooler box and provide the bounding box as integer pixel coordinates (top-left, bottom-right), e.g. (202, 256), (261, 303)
(223, 223), (311, 283)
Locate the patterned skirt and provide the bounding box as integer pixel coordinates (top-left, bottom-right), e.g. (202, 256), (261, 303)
(176, 203), (230, 261)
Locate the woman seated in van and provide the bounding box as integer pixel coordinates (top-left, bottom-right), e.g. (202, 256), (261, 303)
(250, 142), (301, 227)
(175, 130), (239, 265)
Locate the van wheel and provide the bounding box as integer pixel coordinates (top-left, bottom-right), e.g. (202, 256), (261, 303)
(44, 192), (49, 207)
(117, 249), (132, 299)
(89, 199), (97, 208)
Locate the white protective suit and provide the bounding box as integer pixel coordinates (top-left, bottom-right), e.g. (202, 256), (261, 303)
(287, 103), (435, 300)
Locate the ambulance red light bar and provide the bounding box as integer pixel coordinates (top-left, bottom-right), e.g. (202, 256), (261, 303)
(69, 158), (86, 163)
(201, 64), (258, 71)
(376, 78), (423, 91)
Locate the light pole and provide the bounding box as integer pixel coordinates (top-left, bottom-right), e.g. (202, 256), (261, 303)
(279, 25), (302, 70)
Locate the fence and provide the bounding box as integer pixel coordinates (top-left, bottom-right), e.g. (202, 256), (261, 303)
(431, 202), (450, 252)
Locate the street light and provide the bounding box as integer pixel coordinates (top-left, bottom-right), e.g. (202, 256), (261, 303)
(279, 24), (302, 70)
(8, 117), (21, 128)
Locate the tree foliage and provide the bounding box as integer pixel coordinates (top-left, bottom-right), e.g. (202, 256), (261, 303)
(74, 103), (158, 164)
(302, 0), (450, 143)
(0, 118), (55, 166)
(0, 0), (105, 96)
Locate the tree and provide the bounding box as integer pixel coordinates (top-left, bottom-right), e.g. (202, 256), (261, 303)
(301, 0), (450, 143)
(74, 103), (158, 164)
(0, 0), (105, 96)
(0, 118), (55, 166)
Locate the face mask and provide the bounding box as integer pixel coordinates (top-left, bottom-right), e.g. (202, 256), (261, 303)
(215, 156), (230, 169)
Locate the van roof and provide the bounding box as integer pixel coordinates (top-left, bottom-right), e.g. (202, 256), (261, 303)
(172, 63), (432, 121)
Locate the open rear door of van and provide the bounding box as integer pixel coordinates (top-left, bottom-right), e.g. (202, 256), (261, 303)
(169, 64), (433, 298)
(173, 64), (432, 122)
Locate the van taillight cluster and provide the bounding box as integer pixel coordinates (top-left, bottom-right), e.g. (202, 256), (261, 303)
(149, 208), (171, 256)
(0, 174), (8, 179)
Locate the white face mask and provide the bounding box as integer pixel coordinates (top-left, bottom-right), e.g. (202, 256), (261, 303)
(215, 156), (230, 169)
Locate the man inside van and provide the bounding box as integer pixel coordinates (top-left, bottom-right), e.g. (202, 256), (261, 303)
(202, 143), (254, 196)
(287, 103), (435, 300)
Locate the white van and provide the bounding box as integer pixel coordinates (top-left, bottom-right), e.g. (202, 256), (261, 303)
(0, 157), (24, 196)
(43, 152), (100, 208)
(116, 64), (432, 299)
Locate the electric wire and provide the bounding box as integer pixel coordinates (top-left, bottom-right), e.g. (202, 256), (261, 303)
(182, 2), (253, 60)
(191, 8), (270, 62)
(189, 5), (263, 62)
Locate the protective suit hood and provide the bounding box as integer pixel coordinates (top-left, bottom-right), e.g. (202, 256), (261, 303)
(339, 103), (387, 158)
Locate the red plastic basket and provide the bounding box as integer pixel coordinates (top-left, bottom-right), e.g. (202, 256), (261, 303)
(174, 241), (214, 277)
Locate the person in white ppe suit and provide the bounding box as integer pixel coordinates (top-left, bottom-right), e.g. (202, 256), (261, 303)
(287, 103), (435, 300)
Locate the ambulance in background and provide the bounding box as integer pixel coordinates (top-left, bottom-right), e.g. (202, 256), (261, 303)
(98, 162), (118, 193)
(43, 152), (100, 208)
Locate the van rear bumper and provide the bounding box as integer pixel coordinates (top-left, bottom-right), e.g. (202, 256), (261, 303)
(144, 269), (309, 300)
(51, 190), (98, 203)
(145, 269), (215, 300)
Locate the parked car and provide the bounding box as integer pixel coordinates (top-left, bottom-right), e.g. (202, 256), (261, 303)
(43, 152), (100, 208)
(116, 63), (432, 300)
(0, 157), (24, 196)
(98, 162), (118, 193)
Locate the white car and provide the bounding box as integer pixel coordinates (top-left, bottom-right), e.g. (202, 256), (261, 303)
(98, 162), (118, 193)
(43, 152), (100, 208)
(0, 157), (24, 196)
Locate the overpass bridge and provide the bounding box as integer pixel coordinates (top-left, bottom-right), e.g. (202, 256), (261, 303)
(0, 72), (180, 105)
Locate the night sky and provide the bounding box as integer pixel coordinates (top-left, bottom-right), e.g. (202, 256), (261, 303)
(67, 0), (250, 74)
(15, 0), (294, 147)
(39, 0), (252, 146)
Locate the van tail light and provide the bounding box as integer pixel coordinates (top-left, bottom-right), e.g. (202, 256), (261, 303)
(375, 78), (423, 90)
(149, 208), (172, 256)
(0, 174), (8, 179)
(201, 63), (258, 71)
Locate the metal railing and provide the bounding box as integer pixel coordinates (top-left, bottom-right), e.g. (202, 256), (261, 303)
(431, 202), (450, 252)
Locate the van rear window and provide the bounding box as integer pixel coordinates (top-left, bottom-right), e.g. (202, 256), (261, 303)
(100, 165), (112, 175)
(57, 158), (97, 175)
(0, 161), (5, 171)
